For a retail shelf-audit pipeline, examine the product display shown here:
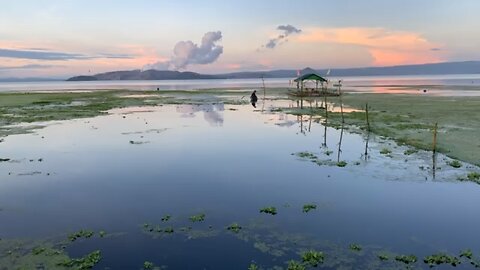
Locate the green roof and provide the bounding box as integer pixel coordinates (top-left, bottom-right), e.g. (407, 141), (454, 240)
(294, 73), (327, 82)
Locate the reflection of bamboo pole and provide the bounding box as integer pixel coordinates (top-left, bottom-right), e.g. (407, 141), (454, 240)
(364, 131), (370, 160)
(365, 103), (370, 132)
(433, 122), (438, 153)
(337, 124), (344, 163)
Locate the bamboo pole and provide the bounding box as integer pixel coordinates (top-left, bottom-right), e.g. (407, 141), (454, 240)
(337, 124), (344, 163)
(339, 87), (344, 123)
(433, 122), (438, 153)
(365, 103), (370, 132)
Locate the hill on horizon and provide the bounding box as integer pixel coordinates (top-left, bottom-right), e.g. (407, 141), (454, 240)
(61, 60), (480, 81)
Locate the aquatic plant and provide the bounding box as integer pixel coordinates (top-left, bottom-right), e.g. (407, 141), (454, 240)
(447, 160), (462, 168)
(404, 149), (418, 155)
(460, 249), (473, 260)
(423, 253), (460, 267)
(57, 250), (101, 270)
(336, 161), (347, 167)
(248, 263), (259, 270)
(302, 204), (317, 213)
(161, 215), (171, 222)
(395, 254), (417, 265)
(189, 213), (206, 222)
(143, 261), (154, 269)
(301, 250), (324, 267)
(380, 148), (392, 155)
(295, 152), (317, 160)
(31, 247), (46, 255)
(467, 172), (480, 181)
(227, 223), (242, 233)
(287, 260), (306, 270)
(324, 150), (333, 156)
(377, 254), (389, 261)
(349, 244), (362, 252)
(99, 231), (106, 238)
(68, 230), (94, 242)
(164, 227), (174, 234)
(259, 207), (277, 215)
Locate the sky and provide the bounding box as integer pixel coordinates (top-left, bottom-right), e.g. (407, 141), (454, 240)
(0, 0), (479, 78)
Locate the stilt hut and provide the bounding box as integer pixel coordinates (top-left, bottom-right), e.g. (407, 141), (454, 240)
(291, 73), (328, 97)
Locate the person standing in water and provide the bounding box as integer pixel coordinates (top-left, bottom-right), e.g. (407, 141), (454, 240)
(250, 90), (258, 108)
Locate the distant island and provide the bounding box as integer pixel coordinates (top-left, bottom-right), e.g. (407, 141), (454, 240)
(66, 60), (480, 81)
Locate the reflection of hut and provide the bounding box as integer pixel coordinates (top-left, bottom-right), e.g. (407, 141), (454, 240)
(289, 73), (338, 97)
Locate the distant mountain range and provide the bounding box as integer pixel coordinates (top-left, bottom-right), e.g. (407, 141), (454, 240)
(2, 61), (480, 82)
(66, 61), (480, 81)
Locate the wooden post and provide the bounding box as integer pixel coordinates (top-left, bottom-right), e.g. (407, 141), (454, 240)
(337, 124), (344, 163)
(339, 87), (344, 124)
(433, 122), (438, 153)
(365, 103), (370, 132)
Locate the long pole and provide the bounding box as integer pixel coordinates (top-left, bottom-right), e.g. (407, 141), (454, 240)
(365, 103), (370, 132)
(433, 122), (438, 153)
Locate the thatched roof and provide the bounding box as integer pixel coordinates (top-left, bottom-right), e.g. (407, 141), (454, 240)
(294, 73), (327, 82)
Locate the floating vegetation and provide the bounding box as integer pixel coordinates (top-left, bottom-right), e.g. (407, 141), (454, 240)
(295, 151), (317, 160)
(99, 230), (106, 238)
(301, 250), (324, 267)
(447, 160), (462, 168)
(377, 253), (389, 261)
(460, 249), (473, 260)
(459, 172), (480, 185)
(336, 161), (347, 167)
(143, 261), (155, 269)
(380, 148), (392, 155)
(129, 140), (149, 145)
(248, 263), (260, 270)
(302, 204), (317, 213)
(349, 244), (362, 252)
(161, 215), (171, 222)
(189, 213), (206, 222)
(57, 250), (101, 270)
(227, 223), (242, 233)
(31, 246), (46, 255)
(287, 260), (306, 270)
(164, 227), (174, 234)
(324, 150), (333, 156)
(68, 230), (94, 242)
(423, 253), (460, 267)
(259, 206), (277, 215)
(404, 148), (418, 155)
(395, 254), (417, 265)
(467, 172), (480, 181)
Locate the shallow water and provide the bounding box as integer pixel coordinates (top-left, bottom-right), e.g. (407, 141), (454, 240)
(0, 101), (479, 269)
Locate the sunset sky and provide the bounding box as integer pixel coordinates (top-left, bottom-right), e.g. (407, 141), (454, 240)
(1, 0), (479, 78)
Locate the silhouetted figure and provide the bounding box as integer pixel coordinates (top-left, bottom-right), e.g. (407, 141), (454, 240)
(250, 90), (258, 108)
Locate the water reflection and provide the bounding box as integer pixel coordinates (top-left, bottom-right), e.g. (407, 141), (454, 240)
(176, 104), (224, 126)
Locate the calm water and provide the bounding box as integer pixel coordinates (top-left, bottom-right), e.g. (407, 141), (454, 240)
(1, 74), (480, 96)
(1, 100), (479, 269)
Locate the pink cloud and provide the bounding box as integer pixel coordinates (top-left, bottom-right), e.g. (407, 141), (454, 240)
(296, 27), (444, 66)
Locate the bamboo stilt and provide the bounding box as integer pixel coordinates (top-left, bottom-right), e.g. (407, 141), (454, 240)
(365, 103), (370, 132)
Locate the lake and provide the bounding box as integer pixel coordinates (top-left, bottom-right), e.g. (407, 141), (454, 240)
(1, 74), (480, 96)
(1, 99), (479, 269)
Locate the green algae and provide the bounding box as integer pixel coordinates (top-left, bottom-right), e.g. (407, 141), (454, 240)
(336, 161), (347, 167)
(68, 230), (94, 242)
(301, 250), (325, 267)
(395, 254), (417, 265)
(144, 261), (155, 269)
(189, 213), (206, 222)
(161, 214), (171, 222)
(259, 206), (277, 215)
(349, 244), (362, 252)
(302, 204), (317, 213)
(227, 223), (243, 233)
(57, 250), (101, 270)
(447, 160), (462, 168)
(423, 253), (460, 267)
(287, 260), (306, 270)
